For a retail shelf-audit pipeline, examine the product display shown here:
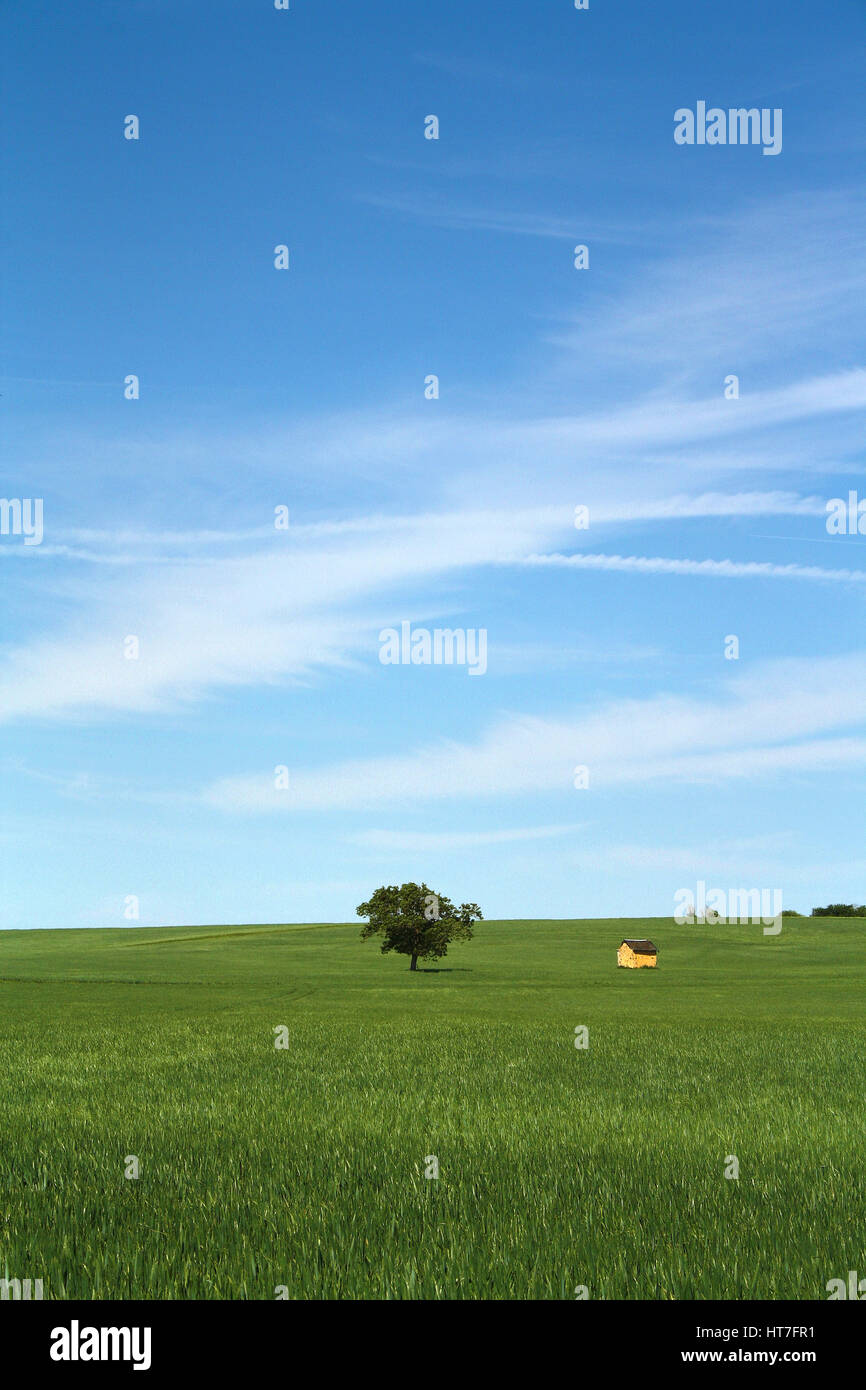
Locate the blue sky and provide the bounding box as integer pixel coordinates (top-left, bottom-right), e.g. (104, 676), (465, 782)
(2, 0), (865, 929)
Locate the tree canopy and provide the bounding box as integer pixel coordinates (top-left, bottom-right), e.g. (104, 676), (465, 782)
(357, 882), (482, 970)
(811, 903), (866, 917)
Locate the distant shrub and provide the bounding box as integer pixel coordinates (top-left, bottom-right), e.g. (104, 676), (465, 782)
(810, 904), (866, 917)
(781, 909), (803, 917)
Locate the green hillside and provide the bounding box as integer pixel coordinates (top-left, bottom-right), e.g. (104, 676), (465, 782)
(1, 917), (863, 1298)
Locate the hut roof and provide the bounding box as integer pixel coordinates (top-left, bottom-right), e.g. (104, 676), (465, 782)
(620, 939), (657, 954)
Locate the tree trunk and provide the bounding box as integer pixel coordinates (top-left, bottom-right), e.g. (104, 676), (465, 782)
(410, 953), (418, 971)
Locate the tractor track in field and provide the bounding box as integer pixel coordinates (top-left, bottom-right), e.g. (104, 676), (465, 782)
(0, 974), (216, 986)
(116, 924), (337, 948)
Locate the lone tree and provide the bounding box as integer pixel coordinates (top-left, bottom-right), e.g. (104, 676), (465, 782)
(357, 882), (482, 971)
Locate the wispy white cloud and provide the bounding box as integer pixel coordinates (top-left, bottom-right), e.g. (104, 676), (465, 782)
(470, 369), (866, 456)
(565, 837), (866, 885)
(587, 492), (827, 523)
(205, 652), (866, 812)
(519, 551), (866, 584)
(0, 491), (823, 566)
(2, 486), (842, 721)
(348, 824), (586, 852)
(359, 191), (635, 243)
(0, 507), (563, 722)
(547, 191), (866, 375)
(567, 834), (794, 878)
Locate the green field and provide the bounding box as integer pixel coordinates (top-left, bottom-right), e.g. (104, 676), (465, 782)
(1, 916), (863, 1300)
